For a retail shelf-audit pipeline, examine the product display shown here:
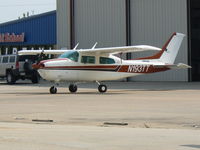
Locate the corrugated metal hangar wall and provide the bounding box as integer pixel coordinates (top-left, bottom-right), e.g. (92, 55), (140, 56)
(74, 0), (126, 48)
(57, 0), (188, 81)
(130, 0), (188, 81)
(57, 0), (71, 49)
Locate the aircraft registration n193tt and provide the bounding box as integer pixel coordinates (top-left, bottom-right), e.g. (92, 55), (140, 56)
(19, 32), (191, 94)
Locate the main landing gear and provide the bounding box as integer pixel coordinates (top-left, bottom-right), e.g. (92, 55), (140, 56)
(50, 86), (57, 94)
(96, 81), (107, 93)
(69, 84), (78, 93)
(49, 82), (107, 94)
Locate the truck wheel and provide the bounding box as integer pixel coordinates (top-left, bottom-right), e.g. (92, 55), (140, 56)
(31, 75), (39, 84)
(6, 72), (16, 84)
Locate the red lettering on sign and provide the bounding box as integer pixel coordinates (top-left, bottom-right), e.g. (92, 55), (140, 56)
(0, 33), (25, 43)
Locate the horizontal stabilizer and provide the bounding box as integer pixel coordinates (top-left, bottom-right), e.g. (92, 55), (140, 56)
(154, 63), (191, 69)
(168, 63), (192, 69)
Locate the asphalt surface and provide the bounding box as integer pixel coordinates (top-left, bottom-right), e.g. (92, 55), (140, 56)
(0, 80), (200, 150)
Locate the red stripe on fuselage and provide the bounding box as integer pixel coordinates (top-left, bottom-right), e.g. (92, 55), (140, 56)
(44, 65), (118, 69)
(41, 65), (170, 73)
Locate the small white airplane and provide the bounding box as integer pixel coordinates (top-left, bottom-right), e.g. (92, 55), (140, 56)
(19, 32), (191, 94)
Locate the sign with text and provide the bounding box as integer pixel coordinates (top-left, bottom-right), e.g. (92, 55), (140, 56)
(0, 33), (25, 43)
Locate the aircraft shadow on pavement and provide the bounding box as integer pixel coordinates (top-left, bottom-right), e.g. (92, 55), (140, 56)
(1, 81), (200, 91)
(77, 82), (200, 91)
(0, 92), (125, 95)
(181, 145), (200, 149)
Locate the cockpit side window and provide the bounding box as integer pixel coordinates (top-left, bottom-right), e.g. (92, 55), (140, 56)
(99, 57), (115, 64)
(59, 51), (79, 62)
(81, 56), (95, 64)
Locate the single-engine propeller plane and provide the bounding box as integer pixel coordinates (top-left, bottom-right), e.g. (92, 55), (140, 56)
(19, 33), (191, 94)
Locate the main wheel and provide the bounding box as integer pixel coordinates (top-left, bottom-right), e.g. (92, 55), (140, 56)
(98, 85), (107, 93)
(69, 84), (78, 93)
(50, 86), (57, 94)
(6, 72), (16, 84)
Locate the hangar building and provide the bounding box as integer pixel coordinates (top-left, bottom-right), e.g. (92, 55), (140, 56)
(0, 10), (56, 55)
(57, 0), (199, 82)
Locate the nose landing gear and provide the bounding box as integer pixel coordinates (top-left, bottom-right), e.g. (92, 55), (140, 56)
(49, 86), (57, 94)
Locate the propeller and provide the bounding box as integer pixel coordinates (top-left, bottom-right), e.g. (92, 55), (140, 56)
(37, 49), (45, 64)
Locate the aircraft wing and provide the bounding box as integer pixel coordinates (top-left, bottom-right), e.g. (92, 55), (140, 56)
(78, 45), (161, 55)
(18, 50), (69, 55)
(154, 63), (192, 69)
(18, 45), (161, 56)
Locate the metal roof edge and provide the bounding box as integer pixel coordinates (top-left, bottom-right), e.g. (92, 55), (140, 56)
(0, 10), (56, 27)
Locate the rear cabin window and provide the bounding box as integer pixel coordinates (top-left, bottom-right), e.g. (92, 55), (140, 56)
(59, 51), (79, 62)
(99, 57), (115, 64)
(81, 56), (95, 64)
(2, 56), (8, 63)
(9, 56), (16, 63)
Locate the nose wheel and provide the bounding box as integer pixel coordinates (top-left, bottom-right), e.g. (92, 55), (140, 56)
(50, 86), (57, 94)
(69, 84), (78, 93)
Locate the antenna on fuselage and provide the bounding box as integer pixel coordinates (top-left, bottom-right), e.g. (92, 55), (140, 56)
(73, 43), (79, 50)
(92, 42), (98, 49)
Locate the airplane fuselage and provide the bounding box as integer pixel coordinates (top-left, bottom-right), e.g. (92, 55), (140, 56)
(37, 56), (169, 82)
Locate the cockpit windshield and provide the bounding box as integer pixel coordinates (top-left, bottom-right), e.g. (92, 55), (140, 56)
(59, 51), (79, 62)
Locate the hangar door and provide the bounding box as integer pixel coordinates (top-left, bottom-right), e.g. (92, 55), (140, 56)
(190, 0), (200, 81)
(73, 0), (126, 49)
(129, 0), (188, 81)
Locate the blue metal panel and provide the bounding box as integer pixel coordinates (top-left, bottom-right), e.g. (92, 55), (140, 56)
(0, 11), (56, 46)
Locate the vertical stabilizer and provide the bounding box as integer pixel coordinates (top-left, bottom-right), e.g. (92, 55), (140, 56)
(136, 33), (185, 64)
(159, 33), (185, 64)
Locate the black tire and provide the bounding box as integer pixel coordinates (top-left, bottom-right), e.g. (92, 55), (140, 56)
(98, 85), (107, 93)
(31, 75), (39, 84)
(31, 71), (39, 84)
(6, 72), (16, 84)
(69, 84), (78, 93)
(50, 86), (57, 94)
(24, 61), (32, 73)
